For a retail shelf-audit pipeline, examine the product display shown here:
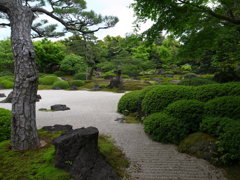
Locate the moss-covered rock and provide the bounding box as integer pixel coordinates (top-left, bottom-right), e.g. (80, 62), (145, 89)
(178, 132), (217, 161)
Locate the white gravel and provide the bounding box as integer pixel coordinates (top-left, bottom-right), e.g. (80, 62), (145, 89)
(0, 90), (227, 180)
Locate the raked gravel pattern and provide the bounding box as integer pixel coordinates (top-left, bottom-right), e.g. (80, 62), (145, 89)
(0, 90), (227, 180)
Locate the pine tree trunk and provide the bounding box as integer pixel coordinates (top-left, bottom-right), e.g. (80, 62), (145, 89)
(8, 4), (40, 150)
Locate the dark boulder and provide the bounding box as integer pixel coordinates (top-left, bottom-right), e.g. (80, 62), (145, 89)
(53, 127), (120, 180)
(51, 104), (70, 111)
(0, 93), (6, 98)
(42, 124), (73, 132)
(0, 84), (4, 89)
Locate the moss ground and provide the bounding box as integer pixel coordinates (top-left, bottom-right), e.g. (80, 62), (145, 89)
(0, 130), (130, 180)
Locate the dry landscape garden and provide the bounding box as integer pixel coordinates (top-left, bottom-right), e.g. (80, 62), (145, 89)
(0, 0), (240, 179)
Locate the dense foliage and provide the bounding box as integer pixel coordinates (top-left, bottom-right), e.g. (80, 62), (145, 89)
(0, 108), (11, 142)
(142, 85), (193, 115)
(204, 96), (240, 120)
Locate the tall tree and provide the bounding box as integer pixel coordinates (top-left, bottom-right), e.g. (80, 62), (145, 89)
(0, 0), (118, 150)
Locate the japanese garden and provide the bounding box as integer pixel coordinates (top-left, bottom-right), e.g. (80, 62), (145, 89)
(0, 0), (239, 179)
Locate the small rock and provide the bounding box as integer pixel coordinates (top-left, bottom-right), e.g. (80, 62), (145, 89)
(0, 93), (6, 97)
(144, 81), (152, 85)
(169, 80), (182, 83)
(115, 118), (126, 123)
(39, 108), (48, 111)
(42, 124), (73, 132)
(184, 73), (198, 79)
(51, 104), (70, 111)
(152, 78), (162, 82)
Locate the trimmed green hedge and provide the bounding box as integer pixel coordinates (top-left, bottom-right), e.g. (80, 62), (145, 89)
(0, 76), (14, 89)
(73, 73), (86, 80)
(144, 113), (180, 144)
(69, 80), (85, 87)
(194, 83), (240, 102)
(164, 99), (205, 132)
(142, 85), (194, 115)
(0, 108), (11, 142)
(39, 75), (59, 85)
(52, 81), (69, 89)
(117, 90), (142, 114)
(204, 96), (240, 120)
(179, 77), (216, 86)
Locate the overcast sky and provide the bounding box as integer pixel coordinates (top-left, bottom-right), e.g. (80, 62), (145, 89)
(0, 0), (151, 40)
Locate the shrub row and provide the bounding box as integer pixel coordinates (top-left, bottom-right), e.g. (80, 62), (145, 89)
(118, 82), (240, 116)
(0, 108), (11, 142)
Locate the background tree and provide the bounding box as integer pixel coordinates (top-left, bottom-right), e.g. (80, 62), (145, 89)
(132, 0), (240, 75)
(34, 39), (66, 73)
(0, 0), (118, 151)
(0, 39), (14, 74)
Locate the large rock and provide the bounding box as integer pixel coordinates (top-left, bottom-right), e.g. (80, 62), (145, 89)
(53, 127), (120, 180)
(51, 104), (70, 111)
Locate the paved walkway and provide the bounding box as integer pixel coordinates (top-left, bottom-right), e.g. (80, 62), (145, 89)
(0, 90), (227, 180)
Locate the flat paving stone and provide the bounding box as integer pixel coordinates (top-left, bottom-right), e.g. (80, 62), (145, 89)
(0, 90), (227, 180)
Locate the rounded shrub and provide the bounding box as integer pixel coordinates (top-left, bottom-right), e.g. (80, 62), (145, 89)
(142, 85), (194, 115)
(69, 80), (84, 87)
(164, 99), (205, 132)
(200, 117), (231, 138)
(52, 81), (69, 89)
(144, 113), (181, 144)
(194, 83), (240, 102)
(0, 80), (14, 89)
(118, 90), (142, 114)
(204, 96), (240, 120)
(0, 108), (11, 142)
(73, 73), (86, 80)
(179, 77), (216, 86)
(54, 71), (65, 77)
(39, 75), (59, 85)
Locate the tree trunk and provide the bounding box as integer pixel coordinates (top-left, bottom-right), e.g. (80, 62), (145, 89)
(8, 4), (40, 150)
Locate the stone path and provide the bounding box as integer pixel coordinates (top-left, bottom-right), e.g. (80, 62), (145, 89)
(0, 90), (227, 180)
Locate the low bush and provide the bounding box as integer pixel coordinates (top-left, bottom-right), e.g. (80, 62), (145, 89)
(117, 90), (142, 115)
(144, 113), (181, 144)
(53, 71), (66, 77)
(39, 75), (59, 85)
(0, 108), (11, 142)
(164, 100), (205, 132)
(194, 83), (240, 102)
(0, 76), (14, 89)
(179, 77), (216, 86)
(0, 80), (14, 89)
(69, 80), (84, 87)
(52, 81), (69, 89)
(204, 96), (240, 120)
(200, 117), (231, 138)
(73, 73), (86, 80)
(142, 85), (194, 115)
